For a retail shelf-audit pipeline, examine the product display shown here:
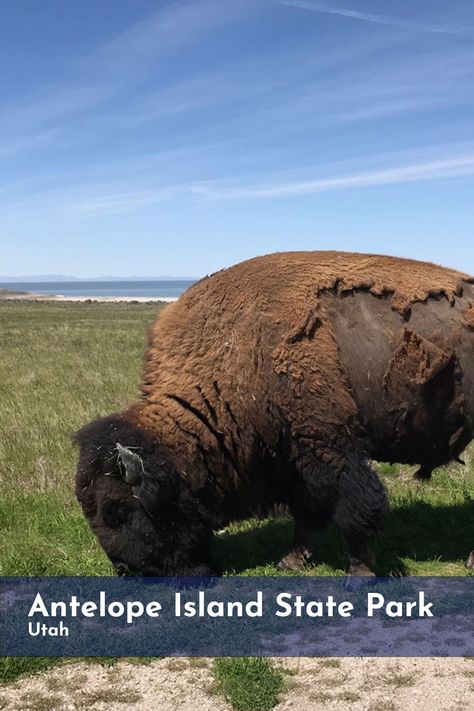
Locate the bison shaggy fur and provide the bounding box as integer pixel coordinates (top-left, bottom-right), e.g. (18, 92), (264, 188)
(75, 251), (474, 579)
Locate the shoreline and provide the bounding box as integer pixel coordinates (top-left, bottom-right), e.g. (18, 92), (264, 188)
(0, 293), (178, 303)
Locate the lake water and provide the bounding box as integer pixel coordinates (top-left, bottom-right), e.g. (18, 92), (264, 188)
(0, 280), (196, 298)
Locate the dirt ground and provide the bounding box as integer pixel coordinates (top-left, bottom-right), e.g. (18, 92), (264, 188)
(1, 657), (472, 711)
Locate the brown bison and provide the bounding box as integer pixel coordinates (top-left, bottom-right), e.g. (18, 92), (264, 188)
(75, 252), (474, 580)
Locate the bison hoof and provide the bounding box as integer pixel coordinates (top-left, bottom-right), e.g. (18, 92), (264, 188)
(466, 551), (474, 569)
(345, 562), (377, 591)
(414, 467), (432, 481)
(277, 550), (310, 572)
(344, 574), (377, 592)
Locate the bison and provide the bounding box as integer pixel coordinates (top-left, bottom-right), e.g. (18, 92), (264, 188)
(75, 251), (474, 581)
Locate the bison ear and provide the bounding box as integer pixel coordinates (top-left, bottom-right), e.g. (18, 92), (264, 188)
(116, 443), (145, 485)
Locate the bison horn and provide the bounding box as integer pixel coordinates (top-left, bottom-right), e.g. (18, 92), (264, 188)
(116, 443), (145, 485)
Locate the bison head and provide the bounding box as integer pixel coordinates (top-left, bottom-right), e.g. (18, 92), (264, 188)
(74, 415), (212, 576)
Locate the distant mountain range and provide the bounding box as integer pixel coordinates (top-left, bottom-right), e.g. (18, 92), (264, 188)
(0, 275), (197, 282)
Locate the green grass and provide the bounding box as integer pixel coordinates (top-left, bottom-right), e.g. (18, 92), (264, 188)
(0, 301), (160, 578)
(0, 300), (473, 702)
(0, 302), (161, 685)
(212, 658), (285, 711)
(213, 459), (474, 577)
(0, 657), (60, 685)
(0, 301), (160, 502)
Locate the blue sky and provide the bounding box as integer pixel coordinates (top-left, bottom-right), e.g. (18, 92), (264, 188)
(1, 0), (473, 277)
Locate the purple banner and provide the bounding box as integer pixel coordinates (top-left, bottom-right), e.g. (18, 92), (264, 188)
(1, 577), (472, 657)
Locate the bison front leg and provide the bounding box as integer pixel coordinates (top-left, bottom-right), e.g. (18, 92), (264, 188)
(277, 512), (314, 571)
(344, 535), (376, 580)
(276, 447), (336, 572)
(334, 454), (389, 587)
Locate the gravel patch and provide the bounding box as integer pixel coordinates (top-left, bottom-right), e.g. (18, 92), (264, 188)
(1, 657), (472, 711)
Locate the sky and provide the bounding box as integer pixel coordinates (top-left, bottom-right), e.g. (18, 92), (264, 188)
(1, 0), (474, 278)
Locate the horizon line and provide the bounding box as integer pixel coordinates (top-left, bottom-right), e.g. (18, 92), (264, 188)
(0, 275), (200, 282)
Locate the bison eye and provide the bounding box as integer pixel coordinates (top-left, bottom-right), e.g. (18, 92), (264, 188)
(102, 499), (132, 528)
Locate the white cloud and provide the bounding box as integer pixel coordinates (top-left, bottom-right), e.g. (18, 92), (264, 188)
(73, 186), (187, 216)
(0, 129), (60, 158)
(94, 0), (259, 72)
(189, 153), (474, 201)
(278, 1), (464, 35)
(0, 1), (259, 148)
(6, 147), (474, 216)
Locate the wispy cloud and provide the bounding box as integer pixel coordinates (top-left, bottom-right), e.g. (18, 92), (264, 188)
(73, 186), (188, 216)
(0, 128), (61, 159)
(0, 86), (116, 136)
(205, 44), (474, 149)
(61, 151), (474, 214)
(0, 0), (258, 153)
(93, 0), (261, 73)
(189, 152), (474, 201)
(5, 146), (474, 216)
(278, 1), (464, 35)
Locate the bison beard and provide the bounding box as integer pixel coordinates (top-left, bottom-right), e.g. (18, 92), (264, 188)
(74, 251), (474, 581)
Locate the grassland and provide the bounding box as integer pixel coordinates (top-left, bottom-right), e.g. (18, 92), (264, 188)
(0, 300), (473, 703)
(0, 301), (161, 578)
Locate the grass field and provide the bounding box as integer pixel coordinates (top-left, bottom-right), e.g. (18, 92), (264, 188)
(0, 300), (473, 703)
